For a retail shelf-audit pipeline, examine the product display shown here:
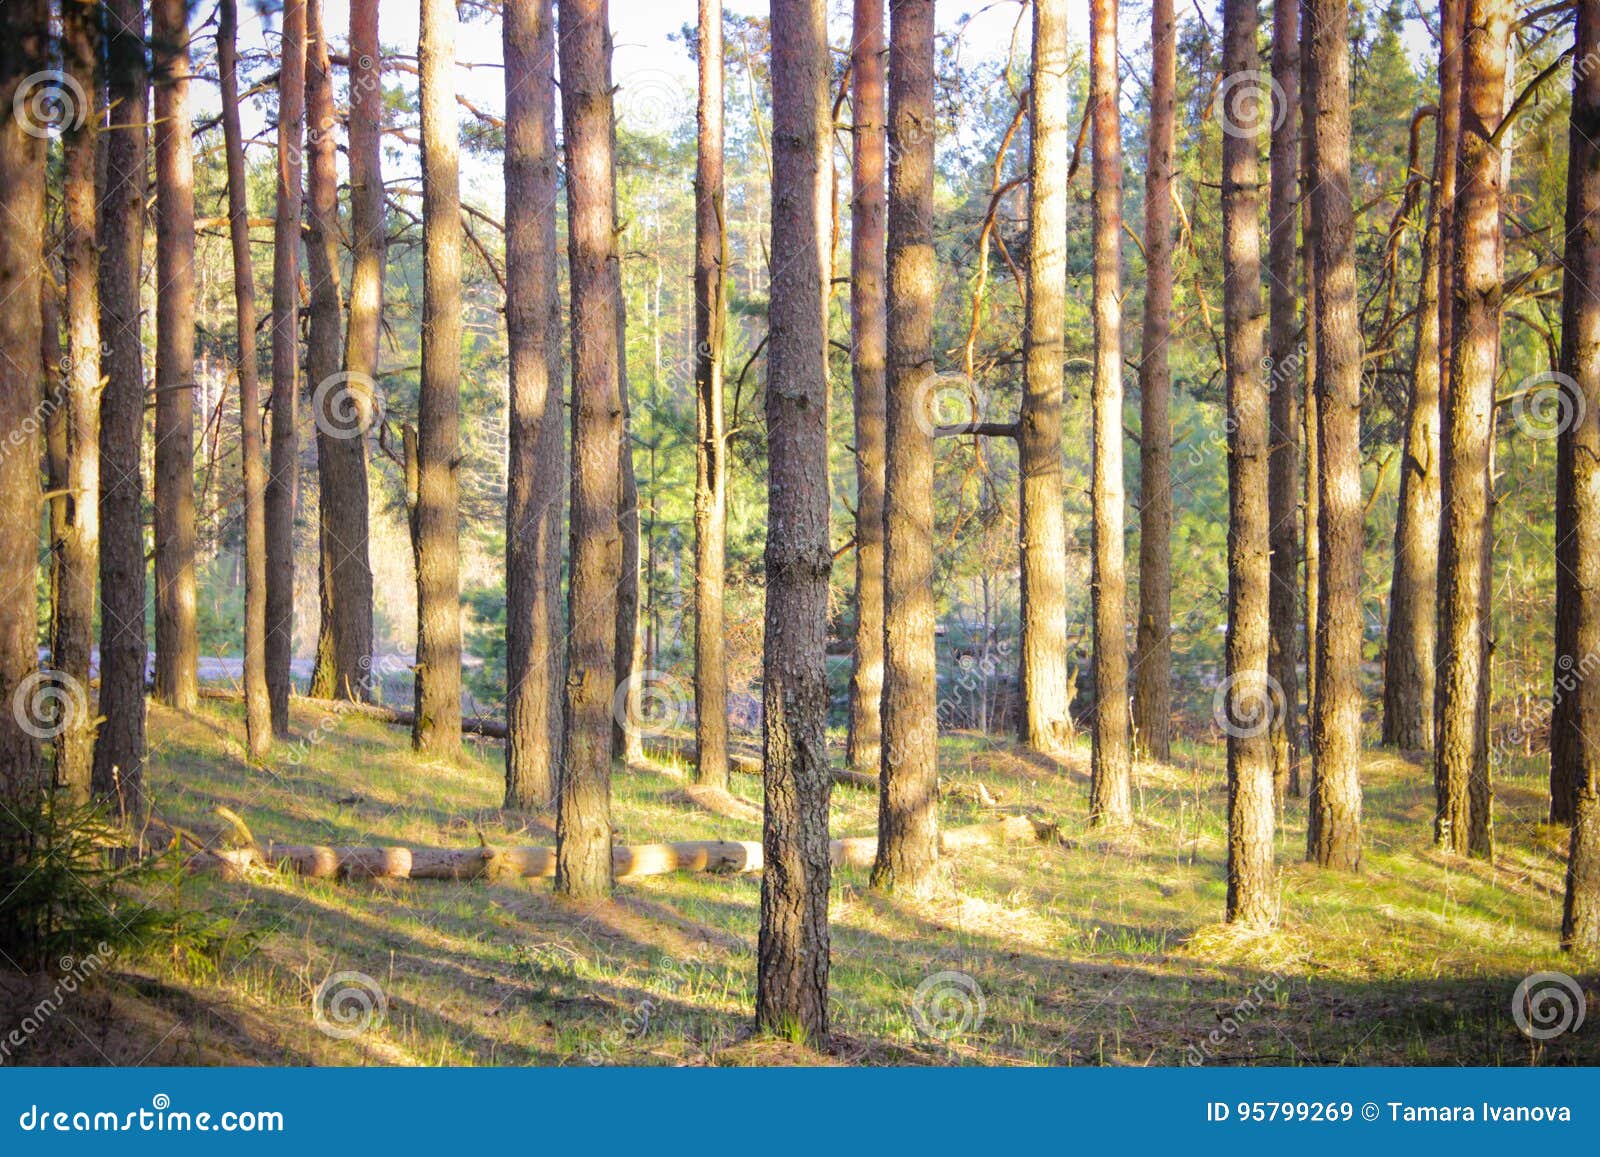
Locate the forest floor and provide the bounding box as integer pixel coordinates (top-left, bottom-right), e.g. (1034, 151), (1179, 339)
(7, 698), (1597, 1067)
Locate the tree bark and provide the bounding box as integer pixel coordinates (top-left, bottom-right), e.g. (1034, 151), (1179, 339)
(307, 0), (375, 704)
(412, 0), (464, 758)
(758, 0), (833, 1042)
(1560, 0), (1600, 953)
(0, 0), (46, 809)
(504, 0), (565, 809)
(52, 0), (102, 801)
(94, 0), (150, 819)
(1305, 0), (1364, 870)
(693, 0), (730, 791)
(1266, 0), (1303, 799)
(557, 0), (622, 900)
(1434, 0), (1507, 860)
(875, 0), (940, 893)
(611, 128), (645, 769)
(1299, 8), (1320, 749)
(1088, 0), (1132, 825)
(1132, 0), (1175, 765)
(1018, 0), (1072, 756)
(151, 0), (199, 713)
(266, 0), (306, 738)
(1220, 0), (1276, 927)
(846, 0), (887, 775)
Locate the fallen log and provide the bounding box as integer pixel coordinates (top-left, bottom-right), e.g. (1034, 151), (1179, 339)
(190, 815), (1057, 882)
(199, 687), (508, 739)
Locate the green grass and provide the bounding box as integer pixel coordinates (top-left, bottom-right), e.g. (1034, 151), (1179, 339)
(14, 699), (1598, 1067)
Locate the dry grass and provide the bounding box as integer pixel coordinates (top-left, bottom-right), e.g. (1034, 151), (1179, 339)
(6, 700), (1597, 1067)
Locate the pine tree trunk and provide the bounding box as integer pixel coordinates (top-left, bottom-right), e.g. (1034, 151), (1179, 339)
(1266, 0), (1303, 799)
(504, 0), (565, 809)
(306, 0), (375, 704)
(611, 103), (645, 768)
(266, 0), (306, 738)
(1132, 0), (1175, 766)
(875, 0), (940, 893)
(557, 0), (621, 900)
(693, 0), (730, 791)
(1434, 0), (1508, 860)
(94, 0), (150, 818)
(1305, 0), (1363, 870)
(1559, 0), (1600, 954)
(52, 0), (102, 801)
(1220, 0), (1276, 927)
(151, 0), (199, 713)
(0, 0), (46, 808)
(757, 0), (833, 1041)
(412, 0), (464, 758)
(1018, 0), (1072, 756)
(219, 0), (271, 760)
(846, 0), (887, 774)
(1088, 0), (1132, 825)
(1299, 10), (1319, 751)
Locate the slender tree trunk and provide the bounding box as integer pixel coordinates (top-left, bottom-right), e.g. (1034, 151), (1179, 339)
(0, 0), (46, 808)
(1018, 0), (1071, 756)
(1088, 0), (1131, 825)
(557, 0), (621, 900)
(1305, 0), (1363, 870)
(412, 0), (464, 757)
(693, 0), (730, 790)
(1434, 0), (1507, 860)
(1559, 0), (1600, 953)
(1382, 102), (1446, 754)
(504, 0), (564, 809)
(266, 0), (306, 737)
(219, 0), (270, 759)
(306, 0), (375, 703)
(1132, 0), (1175, 765)
(94, 0), (150, 819)
(1299, 11), (1319, 753)
(52, 0), (102, 801)
(151, 0), (198, 712)
(846, 0), (887, 774)
(1266, 0), (1303, 799)
(1220, 0), (1276, 926)
(758, 0), (833, 1040)
(875, 0), (939, 892)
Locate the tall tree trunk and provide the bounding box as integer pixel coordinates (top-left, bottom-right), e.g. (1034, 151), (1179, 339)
(52, 0), (102, 801)
(1088, 0), (1131, 825)
(266, 0), (306, 737)
(846, 0), (887, 774)
(306, 0), (375, 703)
(1266, 0), (1303, 799)
(1018, 0), (1071, 756)
(875, 0), (939, 891)
(693, 0), (730, 791)
(1560, 0), (1600, 952)
(94, 0), (150, 819)
(1381, 99), (1447, 753)
(758, 0), (833, 1040)
(504, 0), (564, 809)
(1299, 10), (1319, 750)
(151, 0), (198, 712)
(412, 0), (463, 758)
(1434, 0), (1507, 860)
(219, 0), (271, 760)
(0, 0), (46, 809)
(1305, 0), (1363, 870)
(1132, 0), (1175, 765)
(1220, 0), (1276, 927)
(557, 0), (621, 900)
